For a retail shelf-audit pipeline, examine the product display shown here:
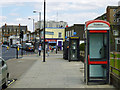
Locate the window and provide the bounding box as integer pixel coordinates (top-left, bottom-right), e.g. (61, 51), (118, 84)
(45, 31), (54, 35)
(113, 9), (116, 12)
(58, 32), (62, 38)
(118, 40), (120, 44)
(113, 14), (116, 17)
(117, 18), (120, 22)
(72, 30), (74, 36)
(70, 31), (71, 37)
(66, 31), (67, 37)
(83, 34), (85, 39)
(113, 30), (119, 36)
(67, 31), (69, 37)
(68, 31), (69, 37)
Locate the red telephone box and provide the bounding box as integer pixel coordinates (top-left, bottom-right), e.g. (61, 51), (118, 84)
(84, 20), (110, 84)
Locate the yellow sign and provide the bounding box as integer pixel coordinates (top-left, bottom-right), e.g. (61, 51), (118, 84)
(70, 37), (79, 39)
(17, 47), (19, 51)
(7, 46), (9, 50)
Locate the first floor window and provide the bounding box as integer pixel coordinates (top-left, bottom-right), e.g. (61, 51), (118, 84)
(58, 32), (62, 38)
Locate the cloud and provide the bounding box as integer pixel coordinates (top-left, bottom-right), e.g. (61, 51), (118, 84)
(15, 16), (39, 32)
(0, 16), (7, 21)
(53, 12), (100, 25)
(9, 13), (19, 16)
(0, 0), (119, 31)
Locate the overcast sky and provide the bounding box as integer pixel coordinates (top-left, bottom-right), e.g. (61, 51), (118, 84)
(0, 0), (119, 32)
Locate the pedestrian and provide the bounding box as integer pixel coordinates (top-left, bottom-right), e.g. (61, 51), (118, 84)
(38, 44), (42, 56)
(56, 46), (57, 54)
(51, 46), (53, 52)
(47, 46), (50, 56)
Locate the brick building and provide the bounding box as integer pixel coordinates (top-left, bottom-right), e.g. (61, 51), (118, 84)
(95, 6), (120, 51)
(65, 24), (85, 44)
(1, 24), (27, 45)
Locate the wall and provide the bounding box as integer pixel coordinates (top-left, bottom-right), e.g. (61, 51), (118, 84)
(65, 24), (85, 41)
(45, 28), (65, 40)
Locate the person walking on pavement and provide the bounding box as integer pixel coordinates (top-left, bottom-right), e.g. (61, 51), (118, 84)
(38, 44), (42, 56)
(47, 46), (50, 56)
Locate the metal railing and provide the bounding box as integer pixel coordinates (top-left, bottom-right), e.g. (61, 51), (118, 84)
(110, 52), (120, 79)
(110, 66), (120, 79)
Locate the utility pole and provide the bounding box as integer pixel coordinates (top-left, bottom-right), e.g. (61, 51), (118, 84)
(39, 12), (41, 44)
(43, 0), (46, 62)
(19, 24), (23, 56)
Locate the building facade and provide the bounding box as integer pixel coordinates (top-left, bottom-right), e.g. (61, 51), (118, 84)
(0, 28), (2, 44)
(95, 6), (120, 51)
(40, 27), (65, 50)
(65, 24), (85, 44)
(35, 20), (68, 30)
(1, 24), (28, 45)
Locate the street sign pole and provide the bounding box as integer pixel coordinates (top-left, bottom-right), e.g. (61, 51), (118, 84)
(43, 0), (46, 62)
(16, 46), (18, 59)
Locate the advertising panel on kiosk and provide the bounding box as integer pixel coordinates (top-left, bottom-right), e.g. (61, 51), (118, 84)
(84, 20), (110, 84)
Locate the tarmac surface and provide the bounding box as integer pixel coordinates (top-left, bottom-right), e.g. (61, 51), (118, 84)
(7, 51), (115, 88)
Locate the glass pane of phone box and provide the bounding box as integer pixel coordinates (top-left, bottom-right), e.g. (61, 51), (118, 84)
(89, 33), (107, 80)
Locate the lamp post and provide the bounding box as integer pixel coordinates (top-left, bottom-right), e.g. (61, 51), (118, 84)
(43, 0), (46, 62)
(33, 10), (41, 43)
(28, 18), (35, 32)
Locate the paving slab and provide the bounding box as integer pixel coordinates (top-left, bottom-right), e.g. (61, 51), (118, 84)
(8, 53), (115, 88)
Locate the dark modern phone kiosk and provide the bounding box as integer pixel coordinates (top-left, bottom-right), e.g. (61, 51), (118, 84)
(84, 20), (110, 84)
(68, 37), (80, 62)
(63, 40), (69, 60)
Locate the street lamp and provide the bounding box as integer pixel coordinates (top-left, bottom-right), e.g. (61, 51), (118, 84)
(28, 18), (35, 32)
(33, 10), (41, 43)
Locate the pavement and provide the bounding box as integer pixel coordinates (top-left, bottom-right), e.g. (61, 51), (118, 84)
(7, 51), (115, 88)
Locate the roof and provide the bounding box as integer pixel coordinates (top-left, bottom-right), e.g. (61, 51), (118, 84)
(107, 6), (118, 9)
(85, 20), (110, 28)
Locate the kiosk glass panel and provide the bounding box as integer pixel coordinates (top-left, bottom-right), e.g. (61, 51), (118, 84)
(71, 40), (77, 49)
(89, 33), (108, 78)
(89, 33), (107, 60)
(69, 39), (79, 60)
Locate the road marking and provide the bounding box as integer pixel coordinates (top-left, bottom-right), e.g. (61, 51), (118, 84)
(8, 79), (17, 87)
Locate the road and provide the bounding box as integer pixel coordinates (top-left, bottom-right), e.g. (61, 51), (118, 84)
(2, 47), (36, 60)
(7, 56), (37, 80)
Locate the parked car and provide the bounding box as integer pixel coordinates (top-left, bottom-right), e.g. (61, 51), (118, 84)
(25, 45), (35, 52)
(1, 44), (8, 48)
(0, 57), (9, 89)
(10, 44), (18, 48)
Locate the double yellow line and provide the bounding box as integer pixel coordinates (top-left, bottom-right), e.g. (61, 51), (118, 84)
(8, 79), (16, 87)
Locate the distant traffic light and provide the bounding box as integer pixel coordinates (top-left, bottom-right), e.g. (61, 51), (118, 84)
(20, 31), (23, 39)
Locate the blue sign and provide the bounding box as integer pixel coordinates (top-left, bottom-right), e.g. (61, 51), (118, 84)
(73, 32), (76, 35)
(65, 36), (67, 39)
